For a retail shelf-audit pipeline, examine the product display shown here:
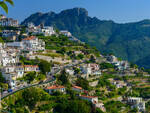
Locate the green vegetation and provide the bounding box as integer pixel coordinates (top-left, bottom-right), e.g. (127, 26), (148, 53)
(146, 100), (150, 112)
(20, 56), (52, 75)
(76, 77), (90, 90)
(3, 88), (51, 112)
(0, 0), (14, 14)
(100, 62), (115, 69)
(105, 101), (128, 113)
(24, 72), (36, 83)
(89, 55), (96, 63)
(38, 60), (51, 74)
(22, 7), (150, 68)
(57, 70), (70, 85)
(2, 87), (96, 113)
(0, 72), (8, 90)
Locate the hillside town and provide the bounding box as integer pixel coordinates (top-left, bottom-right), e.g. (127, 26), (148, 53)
(0, 15), (150, 113)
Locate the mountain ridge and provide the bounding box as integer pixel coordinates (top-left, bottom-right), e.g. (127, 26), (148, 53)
(21, 7), (150, 68)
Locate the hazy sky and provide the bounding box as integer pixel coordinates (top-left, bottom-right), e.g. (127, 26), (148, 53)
(1, 0), (150, 23)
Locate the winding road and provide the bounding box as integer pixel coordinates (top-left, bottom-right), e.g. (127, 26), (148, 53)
(1, 61), (85, 100)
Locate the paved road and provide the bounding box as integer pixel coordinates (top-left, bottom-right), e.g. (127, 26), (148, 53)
(1, 77), (56, 100)
(1, 61), (85, 100)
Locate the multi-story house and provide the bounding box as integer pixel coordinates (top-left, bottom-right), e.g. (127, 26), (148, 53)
(79, 95), (106, 112)
(24, 65), (40, 72)
(88, 63), (99, 71)
(6, 42), (24, 49)
(2, 30), (20, 41)
(80, 66), (92, 79)
(0, 16), (19, 27)
(15, 66), (24, 78)
(80, 63), (101, 79)
(39, 26), (55, 36)
(60, 30), (72, 37)
(1, 57), (17, 66)
(27, 23), (55, 36)
(2, 66), (17, 88)
(127, 97), (145, 112)
(106, 55), (118, 63)
(22, 36), (45, 51)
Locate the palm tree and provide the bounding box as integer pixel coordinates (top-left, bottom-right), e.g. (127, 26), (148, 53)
(0, 0), (14, 14)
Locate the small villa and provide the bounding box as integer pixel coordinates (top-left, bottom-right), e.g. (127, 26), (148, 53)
(46, 85), (66, 94)
(72, 86), (83, 92)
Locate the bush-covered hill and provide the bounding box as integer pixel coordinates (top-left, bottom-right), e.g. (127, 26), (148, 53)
(22, 8), (150, 68)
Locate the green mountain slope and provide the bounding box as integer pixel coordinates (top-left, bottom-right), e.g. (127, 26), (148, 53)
(21, 8), (150, 68)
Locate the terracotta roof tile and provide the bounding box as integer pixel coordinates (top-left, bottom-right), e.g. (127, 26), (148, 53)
(47, 85), (65, 90)
(72, 86), (82, 90)
(23, 36), (36, 41)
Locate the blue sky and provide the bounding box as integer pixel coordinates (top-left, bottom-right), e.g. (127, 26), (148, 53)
(1, 0), (150, 23)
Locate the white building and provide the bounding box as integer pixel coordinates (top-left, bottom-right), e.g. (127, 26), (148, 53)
(24, 65), (40, 72)
(40, 26), (55, 36)
(80, 95), (98, 103)
(27, 23), (55, 36)
(46, 85), (66, 94)
(2, 66), (24, 79)
(2, 30), (20, 40)
(0, 16), (19, 27)
(1, 57), (17, 66)
(106, 55), (118, 63)
(92, 70), (101, 76)
(127, 97), (145, 112)
(81, 66), (92, 75)
(28, 22), (35, 28)
(22, 36), (45, 51)
(6, 42), (24, 49)
(88, 63), (100, 71)
(15, 66), (24, 78)
(60, 30), (72, 37)
(80, 64), (101, 78)
(72, 86), (83, 93)
(65, 69), (74, 75)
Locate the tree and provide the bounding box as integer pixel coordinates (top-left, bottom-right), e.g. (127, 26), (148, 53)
(74, 67), (81, 75)
(36, 73), (46, 81)
(58, 70), (69, 85)
(100, 62), (114, 69)
(77, 53), (84, 59)
(57, 47), (67, 55)
(22, 88), (43, 110)
(0, 0), (14, 14)
(0, 83), (8, 90)
(95, 108), (104, 113)
(0, 72), (5, 83)
(89, 55), (96, 63)
(76, 77), (89, 90)
(39, 60), (51, 74)
(105, 101), (125, 113)
(54, 100), (92, 113)
(24, 72), (36, 83)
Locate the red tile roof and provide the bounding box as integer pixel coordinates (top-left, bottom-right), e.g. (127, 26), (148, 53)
(23, 36), (36, 41)
(72, 86), (82, 90)
(47, 85), (65, 90)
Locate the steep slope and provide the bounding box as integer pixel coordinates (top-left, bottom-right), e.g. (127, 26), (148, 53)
(22, 8), (150, 68)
